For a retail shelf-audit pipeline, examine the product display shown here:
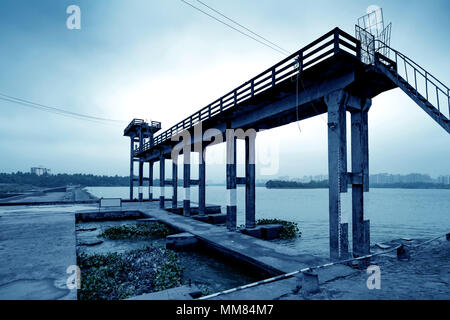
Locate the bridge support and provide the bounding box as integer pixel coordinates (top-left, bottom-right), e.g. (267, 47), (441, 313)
(198, 146), (206, 217)
(326, 90), (349, 260)
(159, 155), (165, 209)
(172, 157), (178, 209)
(129, 137), (135, 200)
(226, 131), (237, 231)
(138, 160), (144, 202)
(183, 150), (191, 217)
(245, 134), (256, 229)
(149, 161), (153, 201)
(350, 100), (371, 256)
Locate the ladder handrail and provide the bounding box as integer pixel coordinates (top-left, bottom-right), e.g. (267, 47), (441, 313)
(374, 40), (449, 118)
(374, 40), (449, 93)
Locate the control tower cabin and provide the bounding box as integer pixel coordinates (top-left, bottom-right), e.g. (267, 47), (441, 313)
(123, 119), (161, 201)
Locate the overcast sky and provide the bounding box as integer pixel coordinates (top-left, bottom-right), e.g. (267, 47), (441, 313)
(0, 0), (448, 181)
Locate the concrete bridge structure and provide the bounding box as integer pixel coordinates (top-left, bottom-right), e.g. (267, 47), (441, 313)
(124, 27), (450, 260)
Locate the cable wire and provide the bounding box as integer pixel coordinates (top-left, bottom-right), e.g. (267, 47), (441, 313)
(180, 0), (287, 56)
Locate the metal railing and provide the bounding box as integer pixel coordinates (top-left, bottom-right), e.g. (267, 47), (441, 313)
(124, 118), (162, 135)
(374, 40), (450, 119)
(135, 28), (362, 156)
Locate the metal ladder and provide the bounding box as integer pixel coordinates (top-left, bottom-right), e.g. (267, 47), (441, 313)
(373, 41), (450, 134)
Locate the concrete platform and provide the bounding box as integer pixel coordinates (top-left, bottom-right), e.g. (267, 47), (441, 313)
(166, 232), (198, 251)
(122, 202), (355, 278)
(0, 204), (96, 299)
(128, 284), (201, 300)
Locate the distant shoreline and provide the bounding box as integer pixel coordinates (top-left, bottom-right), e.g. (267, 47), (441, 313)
(265, 180), (450, 190)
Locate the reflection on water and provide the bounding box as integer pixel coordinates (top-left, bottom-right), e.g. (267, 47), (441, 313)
(86, 186), (450, 258)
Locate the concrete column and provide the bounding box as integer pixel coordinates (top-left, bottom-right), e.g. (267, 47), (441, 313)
(129, 137), (134, 200)
(159, 155), (165, 209)
(326, 90), (348, 260)
(245, 135), (256, 229)
(226, 131), (237, 230)
(351, 107), (370, 256)
(149, 161), (153, 201)
(138, 160), (144, 202)
(172, 158), (178, 209)
(198, 147), (206, 216)
(183, 150), (191, 217)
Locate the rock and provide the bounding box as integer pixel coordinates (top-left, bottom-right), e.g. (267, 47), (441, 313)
(78, 240), (103, 247)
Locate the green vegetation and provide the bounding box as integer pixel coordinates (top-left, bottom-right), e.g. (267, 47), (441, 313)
(256, 218), (302, 239)
(0, 172), (131, 188)
(265, 180), (328, 189)
(77, 246), (182, 300)
(98, 223), (171, 240)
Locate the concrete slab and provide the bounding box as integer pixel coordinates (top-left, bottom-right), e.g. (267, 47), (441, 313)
(122, 202), (355, 279)
(0, 205), (82, 300)
(166, 232), (198, 250)
(128, 285), (201, 300)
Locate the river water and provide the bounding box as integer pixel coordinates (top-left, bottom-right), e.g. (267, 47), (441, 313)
(86, 186), (450, 258)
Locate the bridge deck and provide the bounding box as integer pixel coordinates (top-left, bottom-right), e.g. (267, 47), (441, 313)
(136, 28), (396, 162)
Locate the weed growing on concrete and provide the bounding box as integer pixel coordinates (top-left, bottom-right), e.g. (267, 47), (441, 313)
(77, 246), (182, 300)
(98, 223), (171, 240)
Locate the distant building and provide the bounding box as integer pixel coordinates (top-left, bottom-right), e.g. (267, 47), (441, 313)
(31, 167), (51, 176)
(438, 175), (450, 184)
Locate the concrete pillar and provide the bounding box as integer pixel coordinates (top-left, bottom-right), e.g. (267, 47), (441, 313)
(183, 150), (191, 217)
(198, 147), (206, 216)
(245, 135), (256, 229)
(351, 107), (370, 256)
(172, 158), (178, 209)
(326, 90), (348, 260)
(226, 131), (237, 230)
(149, 161), (153, 201)
(159, 155), (165, 209)
(138, 160), (144, 202)
(129, 137), (134, 200)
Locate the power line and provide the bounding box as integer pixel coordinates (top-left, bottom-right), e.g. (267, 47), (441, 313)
(0, 92), (125, 126)
(180, 0), (288, 56)
(195, 0), (291, 55)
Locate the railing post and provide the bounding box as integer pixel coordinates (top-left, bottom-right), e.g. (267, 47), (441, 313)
(234, 90), (237, 106)
(333, 28), (340, 55)
(356, 40), (362, 61)
(425, 71), (428, 100)
(299, 50), (303, 72)
(250, 80), (254, 97)
(436, 87), (440, 113)
(271, 67), (275, 87)
(220, 98), (223, 112)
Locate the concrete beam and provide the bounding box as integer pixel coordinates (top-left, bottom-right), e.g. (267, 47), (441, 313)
(159, 155), (165, 209)
(351, 106), (370, 256)
(172, 158), (178, 209)
(326, 89), (348, 260)
(245, 133), (256, 229)
(149, 161), (153, 201)
(138, 160), (144, 202)
(183, 150), (191, 217)
(198, 147), (206, 217)
(226, 130), (237, 231)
